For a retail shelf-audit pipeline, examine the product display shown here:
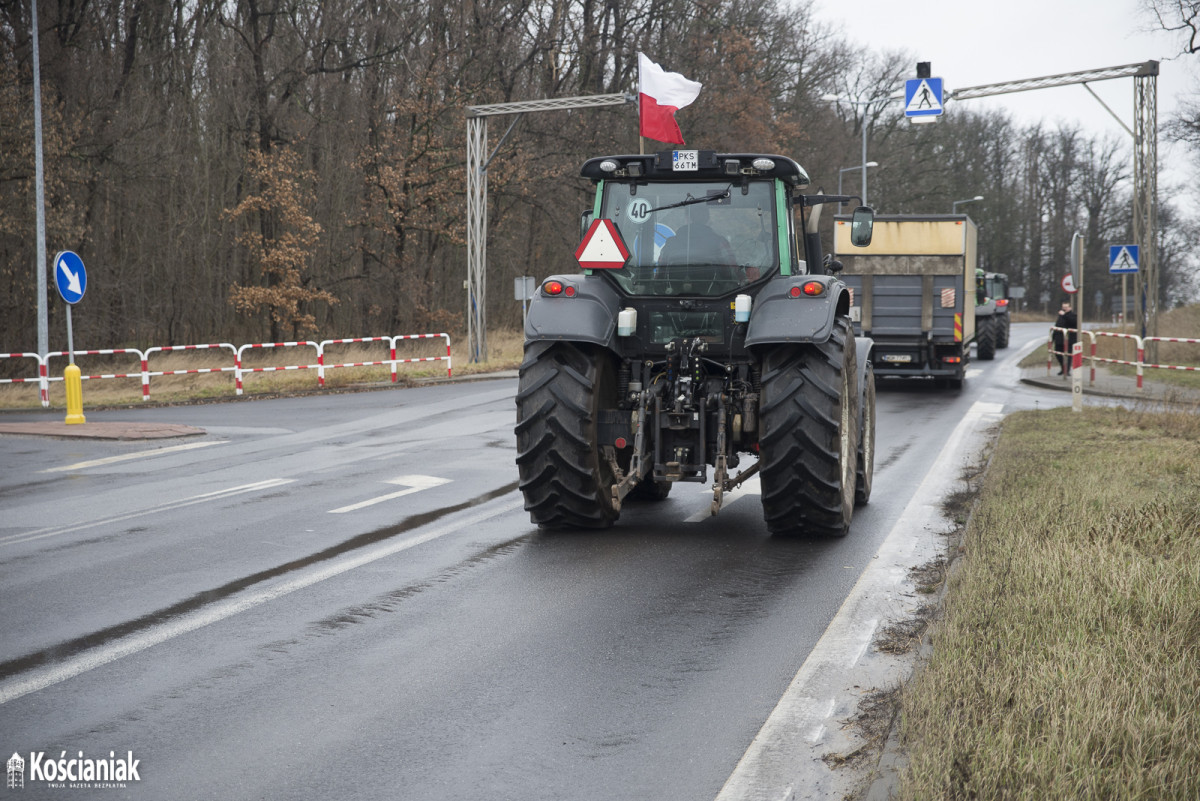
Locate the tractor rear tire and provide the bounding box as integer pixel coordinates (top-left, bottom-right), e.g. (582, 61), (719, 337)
(976, 316), (997, 361)
(515, 341), (620, 529)
(758, 318), (859, 537)
(996, 314), (1011, 348)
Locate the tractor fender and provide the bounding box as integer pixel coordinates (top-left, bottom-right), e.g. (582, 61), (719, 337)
(523, 274), (621, 350)
(744, 275), (852, 346)
(975, 298), (997, 318)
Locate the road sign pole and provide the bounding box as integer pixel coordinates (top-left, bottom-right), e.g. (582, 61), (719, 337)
(1122, 275), (1128, 333)
(65, 305), (75, 365)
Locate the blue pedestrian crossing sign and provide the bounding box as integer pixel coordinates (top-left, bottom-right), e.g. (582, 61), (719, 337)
(905, 77), (944, 120)
(53, 250), (88, 304)
(1108, 244), (1139, 274)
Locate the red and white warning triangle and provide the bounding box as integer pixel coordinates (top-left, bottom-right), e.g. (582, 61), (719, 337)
(575, 219), (630, 270)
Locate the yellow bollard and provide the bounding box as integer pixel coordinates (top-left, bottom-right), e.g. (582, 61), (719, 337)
(64, 363), (86, 425)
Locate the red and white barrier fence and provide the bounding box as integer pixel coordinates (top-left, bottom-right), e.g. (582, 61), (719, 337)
(1046, 328), (1200, 390)
(0, 333), (452, 407)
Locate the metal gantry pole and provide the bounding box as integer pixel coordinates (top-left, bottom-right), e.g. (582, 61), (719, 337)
(947, 61), (1159, 340)
(464, 93), (632, 363)
(1133, 68), (1158, 343)
(466, 116), (488, 363)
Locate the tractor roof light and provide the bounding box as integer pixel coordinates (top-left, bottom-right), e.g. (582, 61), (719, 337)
(599, 159), (619, 173)
(751, 158), (775, 172)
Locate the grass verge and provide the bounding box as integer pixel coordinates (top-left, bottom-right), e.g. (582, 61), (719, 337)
(897, 405), (1200, 799)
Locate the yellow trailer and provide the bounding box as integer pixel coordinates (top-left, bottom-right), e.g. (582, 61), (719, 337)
(834, 214), (978, 388)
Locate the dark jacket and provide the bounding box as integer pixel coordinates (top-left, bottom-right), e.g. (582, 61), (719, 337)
(1052, 309), (1078, 347)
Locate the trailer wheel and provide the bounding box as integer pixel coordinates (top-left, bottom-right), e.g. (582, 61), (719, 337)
(976, 316), (997, 360)
(515, 341), (620, 529)
(758, 318), (859, 537)
(855, 361), (875, 506)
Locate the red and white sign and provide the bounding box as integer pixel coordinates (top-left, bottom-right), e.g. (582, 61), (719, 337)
(1061, 273), (1077, 294)
(575, 219), (630, 270)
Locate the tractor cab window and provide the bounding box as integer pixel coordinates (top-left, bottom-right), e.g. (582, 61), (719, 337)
(598, 180), (778, 296)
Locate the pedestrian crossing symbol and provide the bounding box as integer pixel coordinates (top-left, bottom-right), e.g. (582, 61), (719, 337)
(1108, 244), (1139, 274)
(904, 77), (944, 119)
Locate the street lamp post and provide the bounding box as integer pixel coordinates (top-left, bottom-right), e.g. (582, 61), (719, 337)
(821, 94), (875, 205)
(837, 162), (878, 210)
(952, 195), (984, 213)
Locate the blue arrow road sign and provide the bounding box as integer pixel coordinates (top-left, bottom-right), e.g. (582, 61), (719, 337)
(54, 250), (87, 304)
(1108, 244), (1139, 274)
(904, 77), (944, 118)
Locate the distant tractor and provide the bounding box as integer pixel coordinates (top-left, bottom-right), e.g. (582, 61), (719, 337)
(516, 149), (876, 537)
(977, 270), (1012, 350)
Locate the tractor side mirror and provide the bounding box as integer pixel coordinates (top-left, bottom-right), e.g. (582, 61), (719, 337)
(849, 206), (874, 247)
(579, 210), (594, 242)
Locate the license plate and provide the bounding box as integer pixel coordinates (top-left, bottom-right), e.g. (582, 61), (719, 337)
(848, 307), (862, 323)
(881, 354), (912, 363)
(673, 150), (698, 171)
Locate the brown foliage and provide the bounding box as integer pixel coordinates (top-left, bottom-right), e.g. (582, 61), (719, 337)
(225, 148), (338, 339)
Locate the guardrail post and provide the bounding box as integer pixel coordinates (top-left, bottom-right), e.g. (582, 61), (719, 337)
(1137, 340), (1145, 389)
(1084, 330), (1096, 384)
(235, 346), (244, 395)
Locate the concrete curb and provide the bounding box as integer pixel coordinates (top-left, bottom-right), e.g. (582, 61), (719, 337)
(0, 422), (206, 440)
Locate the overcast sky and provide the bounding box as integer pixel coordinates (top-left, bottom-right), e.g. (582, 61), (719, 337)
(812, 0), (1196, 189)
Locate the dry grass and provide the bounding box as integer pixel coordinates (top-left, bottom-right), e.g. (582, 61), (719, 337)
(0, 329), (525, 410)
(898, 406), (1200, 799)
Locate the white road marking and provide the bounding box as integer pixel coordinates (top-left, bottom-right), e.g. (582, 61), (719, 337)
(39, 440), (226, 473)
(0, 479), (294, 548)
(0, 495), (524, 705)
(715, 400), (1005, 801)
(327, 474), (452, 514)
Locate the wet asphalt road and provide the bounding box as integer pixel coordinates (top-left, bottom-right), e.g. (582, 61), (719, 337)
(0, 325), (1056, 799)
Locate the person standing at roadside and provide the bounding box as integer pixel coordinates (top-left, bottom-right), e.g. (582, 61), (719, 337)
(1052, 300), (1078, 375)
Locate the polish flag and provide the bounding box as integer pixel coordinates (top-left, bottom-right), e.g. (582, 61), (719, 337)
(638, 53), (702, 145)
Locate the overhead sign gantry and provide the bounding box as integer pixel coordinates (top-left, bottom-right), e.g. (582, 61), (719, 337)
(924, 61), (1159, 339)
(465, 93), (634, 363)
